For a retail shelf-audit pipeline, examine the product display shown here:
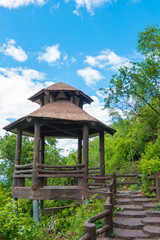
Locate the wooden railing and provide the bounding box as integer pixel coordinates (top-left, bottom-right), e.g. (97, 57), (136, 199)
(88, 167), (100, 175)
(116, 173), (141, 187)
(14, 163), (85, 178)
(80, 175), (115, 240)
(14, 163), (33, 178)
(14, 163), (86, 188)
(146, 172), (160, 200)
(37, 163), (85, 178)
(80, 196), (112, 240)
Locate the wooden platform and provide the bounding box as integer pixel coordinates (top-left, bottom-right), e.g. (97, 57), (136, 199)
(12, 185), (85, 200)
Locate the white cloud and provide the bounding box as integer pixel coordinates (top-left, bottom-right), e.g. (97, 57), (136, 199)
(37, 44), (61, 64)
(85, 49), (130, 71)
(71, 57), (77, 63)
(63, 53), (68, 61)
(0, 39), (28, 62)
(72, 0), (112, 15)
(77, 67), (104, 86)
(84, 95), (111, 124)
(0, 0), (46, 9)
(0, 67), (48, 136)
(50, 2), (60, 13)
(0, 119), (10, 136)
(57, 139), (78, 156)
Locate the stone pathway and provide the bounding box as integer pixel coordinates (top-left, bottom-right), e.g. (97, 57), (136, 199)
(98, 191), (160, 240)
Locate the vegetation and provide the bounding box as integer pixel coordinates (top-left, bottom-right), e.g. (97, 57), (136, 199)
(0, 25), (160, 239)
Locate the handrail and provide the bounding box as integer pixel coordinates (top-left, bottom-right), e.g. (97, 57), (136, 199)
(80, 175), (115, 240)
(15, 163), (33, 169)
(38, 163), (85, 169)
(116, 172), (140, 186)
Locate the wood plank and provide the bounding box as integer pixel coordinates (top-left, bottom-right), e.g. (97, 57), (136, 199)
(15, 169), (33, 174)
(38, 174), (84, 178)
(38, 169), (84, 174)
(38, 163), (85, 168)
(14, 174), (32, 178)
(116, 174), (138, 177)
(12, 186), (84, 200)
(15, 163), (33, 169)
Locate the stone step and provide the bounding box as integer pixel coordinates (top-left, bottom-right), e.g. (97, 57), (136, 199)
(115, 199), (132, 205)
(143, 202), (159, 210)
(131, 194), (145, 199)
(114, 217), (144, 229)
(134, 239), (159, 240)
(115, 210), (146, 218)
(142, 216), (160, 225)
(113, 228), (151, 239)
(114, 205), (143, 211)
(133, 198), (157, 205)
(98, 238), (159, 240)
(115, 193), (130, 199)
(143, 225), (160, 237)
(146, 210), (160, 217)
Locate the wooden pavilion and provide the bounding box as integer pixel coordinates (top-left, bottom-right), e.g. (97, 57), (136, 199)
(4, 82), (115, 220)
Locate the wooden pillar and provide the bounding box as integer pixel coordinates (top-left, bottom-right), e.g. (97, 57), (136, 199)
(83, 124), (89, 189)
(99, 131), (105, 176)
(32, 121), (41, 190)
(40, 136), (45, 164)
(78, 136), (82, 164)
(13, 129), (24, 187)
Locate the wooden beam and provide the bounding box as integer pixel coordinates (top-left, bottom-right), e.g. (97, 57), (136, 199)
(44, 122), (78, 138)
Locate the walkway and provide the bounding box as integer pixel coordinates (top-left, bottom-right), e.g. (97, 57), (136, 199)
(98, 190), (160, 240)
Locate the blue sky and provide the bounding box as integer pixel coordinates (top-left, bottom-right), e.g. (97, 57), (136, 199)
(0, 0), (159, 152)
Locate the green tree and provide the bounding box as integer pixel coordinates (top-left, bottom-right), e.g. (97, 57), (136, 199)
(101, 25), (160, 117)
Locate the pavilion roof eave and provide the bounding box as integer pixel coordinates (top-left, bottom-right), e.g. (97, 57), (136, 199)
(3, 115), (115, 137)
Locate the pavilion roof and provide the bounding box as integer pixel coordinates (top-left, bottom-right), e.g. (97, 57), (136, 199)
(4, 99), (115, 137)
(28, 82), (93, 105)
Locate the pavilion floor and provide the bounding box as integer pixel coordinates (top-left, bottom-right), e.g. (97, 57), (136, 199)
(12, 185), (85, 200)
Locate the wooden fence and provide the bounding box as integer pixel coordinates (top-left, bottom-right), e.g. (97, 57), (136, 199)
(146, 172), (160, 200)
(80, 172), (160, 239)
(80, 174), (115, 240)
(14, 163), (85, 187)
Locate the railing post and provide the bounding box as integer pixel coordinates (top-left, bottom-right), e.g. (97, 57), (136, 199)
(155, 172), (160, 200)
(103, 203), (113, 237)
(84, 223), (96, 240)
